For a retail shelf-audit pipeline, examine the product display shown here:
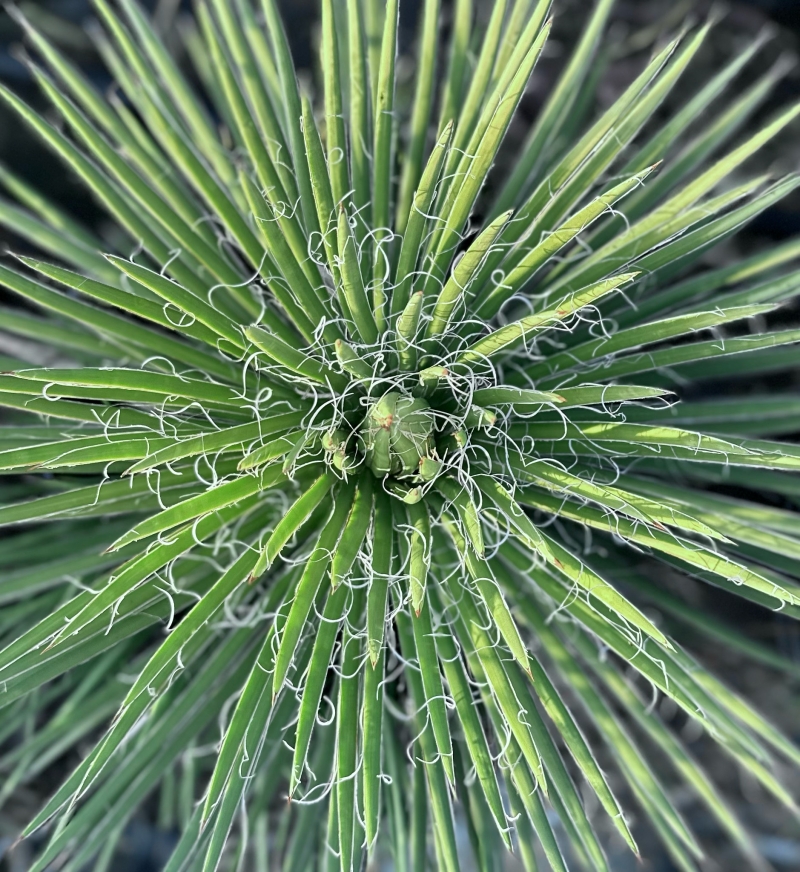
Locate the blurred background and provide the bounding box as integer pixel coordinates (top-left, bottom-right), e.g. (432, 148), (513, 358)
(0, 1), (798, 869)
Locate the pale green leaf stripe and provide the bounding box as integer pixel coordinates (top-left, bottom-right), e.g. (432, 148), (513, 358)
(301, 95), (340, 279)
(237, 431), (305, 471)
(618, 176), (800, 292)
(676, 646), (800, 771)
(472, 386), (566, 407)
(541, 172), (765, 302)
(627, 395), (800, 431)
(431, 596), (509, 845)
(396, 291), (424, 371)
(245, 326), (349, 392)
(111, 0), (235, 186)
(119, 548), (260, 710)
(530, 304), (776, 381)
(515, 27), (711, 259)
(259, 0), (319, 236)
(439, 544), (622, 869)
(436, 0), (472, 130)
(424, 19), (551, 291)
(10, 7), (211, 245)
(442, 510), (530, 674)
(618, 566), (800, 679)
(201, 577), (305, 828)
(622, 474), (800, 538)
(0, 372), (234, 408)
(321, 0), (350, 208)
(403, 500), (431, 616)
(11, 368), (245, 407)
(0, 432), (174, 472)
(0, 195), (115, 284)
(552, 384), (670, 408)
(337, 205), (379, 344)
(237, 170), (332, 345)
(331, 475), (374, 589)
(99, 2), (264, 266)
(511, 625), (637, 852)
(26, 60), (253, 310)
(290, 583), (348, 795)
(41, 497), (259, 660)
(106, 257), (245, 350)
(525, 601), (702, 868)
(362, 636), (385, 851)
(108, 465), (284, 551)
(621, 30), (769, 177)
(445, 0), (509, 166)
(371, 0), (399, 330)
(203, 18), (321, 300)
(522, 432), (800, 471)
(427, 210), (513, 337)
(435, 476), (485, 556)
(208, 0), (296, 206)
(579, 634), (765, 867)
(498, 541), (771, 767)
(504, 453), (725, 542)
(491, 0), (615, 214)
(0, 391), (153, 428)
(0, 79), (237, 310)
(536, 525), (673, 648)
(476, 167), (656, 319)
(392, 120), (453, 319)
(519, 487), (800, 610)
(0, 548), (213, 709)
(474, 475), (552, 559)
(459, 273), (637, 363)
(346, 0), (372, 226)
(0, 475), (190, 528)
(524, 597), (700, 857)
(0, 263), (234, 382)
(66, 658), (258, 871)
(411, 592), (455, 783)
(628, 330), (800, 381)
(273, 484), (354, 695)
(127, 413), (305, 474)
(501, 723), (571, 872)
(256, 471), (335, 573)
(367, 488), (393, 666)
(614, 55), (792, 231)
(395, 609), (460, 872)
(20, 257), (240, 379)
(618, 234), (800, 328)
(23, 621), (254, 853)
(129, 3), (239, 169)
(491, 16), (679, 242)
(394, 0), (441, 237)
(337, 584), (365, 872)
(201, 19), (316, 293)
(622, 476), (800, 561)
(512, 419), (760, 457)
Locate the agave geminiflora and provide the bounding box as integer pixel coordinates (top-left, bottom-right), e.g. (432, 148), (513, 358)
(0, 0), (799, 869)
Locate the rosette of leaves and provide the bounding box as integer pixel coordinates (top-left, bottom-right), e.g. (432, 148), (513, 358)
(0, 0), (799, 870)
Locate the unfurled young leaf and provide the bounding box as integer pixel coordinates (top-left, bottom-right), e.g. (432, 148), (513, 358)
(0, 1), (798, 870)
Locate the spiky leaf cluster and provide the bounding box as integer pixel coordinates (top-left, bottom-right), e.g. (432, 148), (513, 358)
(0, 1), (799, 870)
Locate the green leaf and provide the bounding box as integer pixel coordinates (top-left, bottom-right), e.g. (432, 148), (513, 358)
(331, 474), (374, 588)
(459, 272), (638, 363)
(253, 472), (335, 576)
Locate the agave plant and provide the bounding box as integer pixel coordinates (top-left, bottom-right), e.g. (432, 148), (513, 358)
(1, 0), (799, 869)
